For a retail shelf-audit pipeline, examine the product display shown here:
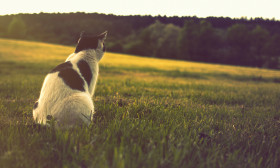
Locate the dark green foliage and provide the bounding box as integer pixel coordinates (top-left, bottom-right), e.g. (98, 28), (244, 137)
(263, 34), (280, 68)
(107, 42), (124, 53)
(7, 16), (27, 39)
(250, 25), (270, 66)
(178, 19), (199, 60)
(227, 24), (251, 65)
(178, 20), (220, 62)
(123, 40), (152, 56)
(155, 23), (180, 59)
(126, 21), (181, 58)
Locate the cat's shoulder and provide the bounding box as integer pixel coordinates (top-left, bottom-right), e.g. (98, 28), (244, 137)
(50, 61), (73, 73)
(77, 59), (92, 86)
(49, 61), (85, 91)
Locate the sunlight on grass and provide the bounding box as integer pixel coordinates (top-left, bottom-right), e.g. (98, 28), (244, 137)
(1, 38), (279, 79)
(101, 52), (280, 79)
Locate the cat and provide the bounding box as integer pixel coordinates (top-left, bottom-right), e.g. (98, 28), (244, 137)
(33, 31), (107, 128)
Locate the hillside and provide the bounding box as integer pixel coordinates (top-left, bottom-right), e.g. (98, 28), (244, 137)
(1, 13), (280, 68)
(0, 38), (279, 167)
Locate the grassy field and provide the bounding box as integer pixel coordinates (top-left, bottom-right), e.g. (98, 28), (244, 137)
(0, 38), (279, 168)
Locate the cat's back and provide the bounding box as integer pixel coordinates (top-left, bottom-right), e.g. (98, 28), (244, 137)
(33, 59), (92, 125)
(38, 60), (88, 109)
(49, 60), (86, 92)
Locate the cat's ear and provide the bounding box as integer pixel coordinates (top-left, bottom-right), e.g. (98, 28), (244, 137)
(80, 31), (85, 38)
(97, 31), (107, 42)
(77, 31), (85, 44)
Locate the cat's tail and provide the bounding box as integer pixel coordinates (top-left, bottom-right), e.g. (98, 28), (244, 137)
(51, 92), (94, 129)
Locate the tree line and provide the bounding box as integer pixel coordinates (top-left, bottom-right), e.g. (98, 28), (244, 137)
(0, 13), (280, 69)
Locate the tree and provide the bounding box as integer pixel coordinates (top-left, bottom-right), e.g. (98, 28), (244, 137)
(123, 28), (155, 57)
(250, 25), (270, 66)
(7, 16), (27, 39)
(263, 34), (280, 69)
(124, 20), (181, 58)
(196, 20), (220, 62)
(178, 20), (200, 60)
(155, 23), (181, 59)
(142, 20), (166, 56)
(178, 20), (220, 62)
(227, 24), (251, 65)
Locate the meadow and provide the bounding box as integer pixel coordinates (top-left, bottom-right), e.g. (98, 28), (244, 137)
(0, 38), (279, 168)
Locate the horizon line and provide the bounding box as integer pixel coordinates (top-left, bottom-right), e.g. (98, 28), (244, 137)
(1, 11), (279, 22)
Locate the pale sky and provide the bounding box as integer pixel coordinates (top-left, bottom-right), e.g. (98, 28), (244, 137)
(0, 0), (279, 20)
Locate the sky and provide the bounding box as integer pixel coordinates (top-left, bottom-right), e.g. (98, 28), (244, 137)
(0, 0), (280, 20)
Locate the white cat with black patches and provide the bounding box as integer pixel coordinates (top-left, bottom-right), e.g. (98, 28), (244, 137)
(33, 31), (107, 128)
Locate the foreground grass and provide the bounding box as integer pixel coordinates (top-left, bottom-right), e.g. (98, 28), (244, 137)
(0, 38), (279, 168)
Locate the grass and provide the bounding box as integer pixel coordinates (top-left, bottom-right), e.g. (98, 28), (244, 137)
(0, 38), (279, 168)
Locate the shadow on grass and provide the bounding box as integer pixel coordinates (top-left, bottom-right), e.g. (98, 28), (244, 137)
(100, 65), (280, 83)
(215, 72), (280, 83)
(100, 65), (205, 79)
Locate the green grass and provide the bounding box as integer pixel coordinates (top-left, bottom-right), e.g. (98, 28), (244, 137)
(0, 38), (280, 168)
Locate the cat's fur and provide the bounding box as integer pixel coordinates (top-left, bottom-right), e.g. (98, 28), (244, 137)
(33, 31), (107, 128)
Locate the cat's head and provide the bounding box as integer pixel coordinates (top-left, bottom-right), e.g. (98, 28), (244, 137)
(75, 31), (107, 61)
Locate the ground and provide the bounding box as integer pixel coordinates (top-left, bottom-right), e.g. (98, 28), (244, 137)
(0, 38), (279, 168)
